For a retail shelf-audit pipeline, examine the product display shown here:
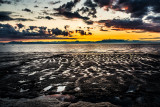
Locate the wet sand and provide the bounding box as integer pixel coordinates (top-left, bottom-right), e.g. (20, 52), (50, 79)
(0, 52), (160, 107)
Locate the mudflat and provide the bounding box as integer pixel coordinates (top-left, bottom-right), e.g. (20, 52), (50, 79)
(0, 52), (160, 107)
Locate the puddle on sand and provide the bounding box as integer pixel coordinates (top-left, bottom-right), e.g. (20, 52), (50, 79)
(43, 86), (52, 91)
(57, 86), (66, 92)
(20, 88), (29, 93)
(18, 80), (26, 83)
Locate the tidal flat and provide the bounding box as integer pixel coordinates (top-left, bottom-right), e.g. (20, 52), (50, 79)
(0, 52), (160, 107)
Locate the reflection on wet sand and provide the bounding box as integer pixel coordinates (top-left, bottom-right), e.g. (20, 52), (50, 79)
(0, 52), (160, 107)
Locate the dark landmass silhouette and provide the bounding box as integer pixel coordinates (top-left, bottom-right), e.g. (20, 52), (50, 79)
(0, 39), (160, 44)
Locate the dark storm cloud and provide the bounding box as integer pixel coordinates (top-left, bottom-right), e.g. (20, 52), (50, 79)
(104, 19), (144, 29)
(84, 0), (97, 8)
(84, 20), (94, 25)
(44, 16), (54, 20)
(54, 0), (81, 12)
(22, 8), (32, 13)
(117, 0), (149, 18)
(54, 11), (89, 20)
(87, 8), (97, 18)
(0, 22), (92, 38)
(29, 26), (37, 30)
(94, 0), (110, 7)
(98, 19), (160, 33)
(75, 29), (92, 35)
(0, 23), (76, 39)
(16, 23), (24, 29)
(0, 0), (21, 5)
(53, 0), (88, 20)
(1, 0), (160, 21)
(77, 7), (89, 14)
(0, 11), (34, 21)
(15, 18), (34, 21)
(0, 11), (13, 21)
(36, 16), (54, 20)
(40, 10), (53, 16)
(49, 1), (61, 5)
(77, 7), (97, 18)
(146, 16), (160, 23)
(94, 0), (160, 18)
(75, 0), (97, 18)
(54, 0), (97, 20)
(44, 7), (48, 9)
(51, 28), (63, 35)
(0, 23), (21, 38)
(53, 0), (96, 23)
(0, 0), (11, 5)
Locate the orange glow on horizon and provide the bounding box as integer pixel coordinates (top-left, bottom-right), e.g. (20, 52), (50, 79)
(1, 29), (159, 43)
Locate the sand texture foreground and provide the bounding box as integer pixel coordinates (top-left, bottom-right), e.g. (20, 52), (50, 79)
(0, 52), (160, 107)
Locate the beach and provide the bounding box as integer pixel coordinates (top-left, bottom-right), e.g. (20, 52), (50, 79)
(0, 46), (160, 107)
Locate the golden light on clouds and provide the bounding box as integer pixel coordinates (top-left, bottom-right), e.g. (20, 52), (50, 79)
(0, 0), (160, 43)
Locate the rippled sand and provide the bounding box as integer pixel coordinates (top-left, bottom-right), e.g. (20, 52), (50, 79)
(0, 52), (160, 107)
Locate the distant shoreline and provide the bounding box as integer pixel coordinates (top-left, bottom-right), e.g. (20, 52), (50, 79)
(0, 40), (160, 44)
(1, 43), (160, 45)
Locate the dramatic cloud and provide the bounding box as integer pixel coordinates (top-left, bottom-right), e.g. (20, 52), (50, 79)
(146, 16), (160, 23)
(94, 0), (160, 18)
(77, 7), (97, 18)
(15, 18), (33, 21)
(74, 0), (98, 18)
(16, 23), (24, 29)
(53, 0), (91, 20)
(36, 16), (54, 20)
(98, 19), (160, 33)
(0, 23), (21, 38)
(53, 0), (97, 25)
(94, 0), (110, 7)
(44, 7), (48, 9)
(84, 20), (94, 25)
(0, 11), (13, 21)
(75, 29), (92, 35)
(84, 0), (97, 8)
(29, 26), (37, 30)
(54, 11), (89, 20)
(77, 7), (89, 14)
(0, 0), (11, 5)
(22, 8), (32, 13)
(49, 1), (61, 5)
(0, 23), (76, 40)
(0, 11), (33, 21)
(54, 0), (80, 12)
(0, 0), (21, 5)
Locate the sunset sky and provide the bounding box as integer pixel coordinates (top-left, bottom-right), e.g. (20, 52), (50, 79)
(0, 0), (160, 42)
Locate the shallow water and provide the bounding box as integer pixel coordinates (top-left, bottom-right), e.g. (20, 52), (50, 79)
(0, 44), (160, 53)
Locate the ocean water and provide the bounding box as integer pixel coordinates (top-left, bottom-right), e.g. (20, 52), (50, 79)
(0, 44), (160, 53)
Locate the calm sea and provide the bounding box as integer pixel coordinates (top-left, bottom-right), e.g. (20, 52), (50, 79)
(0, 44), (160, 53)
